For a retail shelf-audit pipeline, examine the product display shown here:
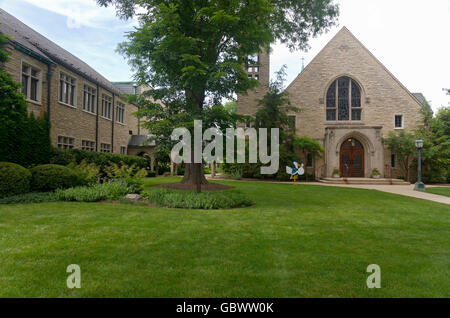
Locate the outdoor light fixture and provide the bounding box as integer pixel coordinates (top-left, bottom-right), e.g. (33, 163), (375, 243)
(415, 139), (424, 149)
(414, 139), (426, 192)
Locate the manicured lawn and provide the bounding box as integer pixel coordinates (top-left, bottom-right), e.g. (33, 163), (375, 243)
(0, 178), (449, 298)
(426, 187), (450, 198)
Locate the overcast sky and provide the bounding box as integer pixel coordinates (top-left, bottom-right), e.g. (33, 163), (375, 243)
(1, 0), (449, 111)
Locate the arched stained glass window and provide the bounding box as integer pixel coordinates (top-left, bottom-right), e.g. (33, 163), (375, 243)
(326, 77), (362, 121)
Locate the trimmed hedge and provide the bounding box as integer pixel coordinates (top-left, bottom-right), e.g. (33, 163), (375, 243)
(30, 164), (79, 192)
(49, 148), (148, 172)
(0, 162), (32, 198)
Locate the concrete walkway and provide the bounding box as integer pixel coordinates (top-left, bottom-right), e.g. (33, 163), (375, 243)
(304, 183), (450, 205)
(207, 176), (450, 205)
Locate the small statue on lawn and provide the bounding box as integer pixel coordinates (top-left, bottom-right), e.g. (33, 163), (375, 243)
(286, 161), (305, 186)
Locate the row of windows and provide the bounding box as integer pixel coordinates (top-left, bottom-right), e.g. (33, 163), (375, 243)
(20, 62), (126, 124)
(57, 136), (126, 154)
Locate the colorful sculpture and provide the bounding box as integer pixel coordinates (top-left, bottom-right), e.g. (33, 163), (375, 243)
(286, 161), (305, 185)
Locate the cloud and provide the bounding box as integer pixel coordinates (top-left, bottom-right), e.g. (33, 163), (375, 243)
(22, 0), (137, 29)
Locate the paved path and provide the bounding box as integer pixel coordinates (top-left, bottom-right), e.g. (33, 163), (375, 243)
(302, 183), (450, 205)
(208, 176), (450, 205)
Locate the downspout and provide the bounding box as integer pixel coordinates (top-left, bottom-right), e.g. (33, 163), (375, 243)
(95, 84), (99, 152)
(112, 93), (115, 153)
(134, 84), (140, 136)
(46, 64), (52, 120)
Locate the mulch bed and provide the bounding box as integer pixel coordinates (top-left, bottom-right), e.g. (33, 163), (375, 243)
(154, 182), (235, 191)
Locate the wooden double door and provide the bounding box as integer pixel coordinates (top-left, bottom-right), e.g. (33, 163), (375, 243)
(340, 138), (364, 178)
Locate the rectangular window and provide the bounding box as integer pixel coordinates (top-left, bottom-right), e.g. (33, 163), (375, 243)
(21, 63), (41, 102)
(59, 72), (77, 106)
(116, 102), (125, 124)
(101, 95), (112, 119)
(395, 115), (404, 129)
(248, 54), (259, 64)
(391, 154), (396, 168)
(288, 116), (296, 131)
(57, 136), (75, 149)
(81, 140), (96, 151)
(83, 85), (97, 114)
(120, 146), (127, 155)
(306, 154), (313, 168)
(100, 143), (111, 153)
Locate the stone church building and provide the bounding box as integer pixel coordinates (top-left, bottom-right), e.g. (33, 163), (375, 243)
(238, 27), (426, 180)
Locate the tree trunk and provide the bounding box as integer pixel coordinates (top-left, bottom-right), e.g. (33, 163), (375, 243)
(182, 88), (208, 192)
(181, 163), (208, 192)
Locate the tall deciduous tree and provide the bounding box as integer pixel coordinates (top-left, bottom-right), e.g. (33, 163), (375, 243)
(97, 0), (339, 189)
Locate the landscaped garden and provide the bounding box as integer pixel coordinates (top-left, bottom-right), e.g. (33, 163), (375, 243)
(0, 176), (448, 298)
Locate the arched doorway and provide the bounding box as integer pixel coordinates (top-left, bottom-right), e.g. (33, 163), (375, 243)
(340, 138), (364, 178)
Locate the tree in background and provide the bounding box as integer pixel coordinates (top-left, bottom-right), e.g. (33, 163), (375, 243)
(0, 30), (51, 167)
(383, 131), (417, 182)
(417, 105), (450, 183)
(293, 136), (325, 181)
(97, 0), (339, 190)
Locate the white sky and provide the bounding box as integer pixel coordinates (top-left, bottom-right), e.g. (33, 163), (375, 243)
(1, 0), (449, 112)
(271, 0), (450, 112)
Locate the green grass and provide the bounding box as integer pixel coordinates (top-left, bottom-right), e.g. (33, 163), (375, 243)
(0, 177), (449, 298)
(426, 187), (450, 198)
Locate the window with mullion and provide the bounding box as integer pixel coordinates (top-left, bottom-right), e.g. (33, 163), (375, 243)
(326, 77), (362, 122)
(116, 102), (125, 124)
(59, 73), (76, 106)
(83, 85), (96, 113)
(21, 63), (41, 102)
(102, 95), (112, 119)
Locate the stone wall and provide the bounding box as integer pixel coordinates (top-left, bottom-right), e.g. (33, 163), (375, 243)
(1, 45), (143, 155)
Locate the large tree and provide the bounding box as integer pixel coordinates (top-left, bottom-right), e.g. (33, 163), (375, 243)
(98, 0), (339, 188)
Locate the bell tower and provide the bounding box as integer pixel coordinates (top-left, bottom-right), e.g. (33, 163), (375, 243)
(236, 49), (270, 117)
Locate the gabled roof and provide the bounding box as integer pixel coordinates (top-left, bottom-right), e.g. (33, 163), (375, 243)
(0, 8), (121, 95)
(128, 135), (156, 147)
(412, 93), (427, 105)
(287, 27), (424, 108)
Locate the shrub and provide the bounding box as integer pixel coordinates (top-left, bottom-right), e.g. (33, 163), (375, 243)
(142, 189), (253, 210)
(0, 162), (32, 198)
(56, 181), (134, 202)
(0, 192), (58, 204)
(49, 148), (148, 173)
(147, 171), (157, 178)
(30, 164), (79, 192)
(372, 169), (381, 176)
(67, 160), (100, 186)
(104, 162), (148, 193)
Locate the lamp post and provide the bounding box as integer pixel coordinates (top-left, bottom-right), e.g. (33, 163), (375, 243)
(414, 139), (426, 192)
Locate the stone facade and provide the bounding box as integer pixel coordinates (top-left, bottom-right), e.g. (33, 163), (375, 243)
(0, 9), (152, 157)
(237, 27), (424, 179)
(236, 50), (271, 117)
